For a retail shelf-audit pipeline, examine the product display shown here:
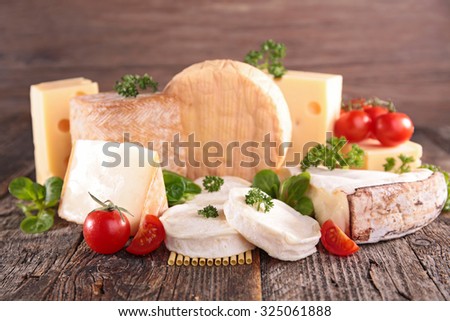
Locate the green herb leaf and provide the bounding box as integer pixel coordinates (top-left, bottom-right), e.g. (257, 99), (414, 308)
(162, 170), (201, 207)
(252, 169), (280, 199)
(8, 177), (37, 201)
(244, 39), (287, 78)
(420, 163), (450, 212)
(20, 210), (54, 234)
(294, 196), (314, 216)
(279, 172), (310, 205)
(301, 137), (364, 171)
(398, 154), (414, 173)
(245, 188), (274, 213)
(197, 205), (219, 218)
(383, 157), (396, 172)
(202, 176), (224, 193)
(114, 73), (158, 98)
(44, 177), (63, 207)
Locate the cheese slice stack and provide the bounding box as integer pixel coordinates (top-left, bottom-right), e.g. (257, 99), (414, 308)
(164, 60), (292, 181)
(301, 167), (447, 243)
(59, 140), (168, 235)
(160, 177), (255, 258)
(70, 92), (186, 176)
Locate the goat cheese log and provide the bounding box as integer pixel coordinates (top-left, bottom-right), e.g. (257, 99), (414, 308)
(164, 59), (292, 181)
(70, 92), (186, 176)
(301, 168), (448, 243)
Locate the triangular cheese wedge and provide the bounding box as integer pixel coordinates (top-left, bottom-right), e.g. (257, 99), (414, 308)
(58, 140), (168, 235)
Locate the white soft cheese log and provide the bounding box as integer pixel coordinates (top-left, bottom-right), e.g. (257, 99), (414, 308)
(224, 188), (321, 261)
(298, 167), (448, 243)
(59, 140), (168, 235)
(164, 59), (292, 181)
(160, 177), (254, 258)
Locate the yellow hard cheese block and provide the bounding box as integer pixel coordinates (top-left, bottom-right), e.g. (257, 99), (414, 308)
(273, 71), (342, 165)
(344, 139), (423, 171)
(30, 78), (98, 183)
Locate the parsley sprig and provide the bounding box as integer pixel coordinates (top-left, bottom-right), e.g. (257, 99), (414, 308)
(198, 205), (219, 218)
(383, 154), (415, 173)
(245, 188), (274, 213)
(114, 73), (158, 98)
(202, 176), (224, 193)
(244, 40), (287, 78)
(301, 137), (365, 171)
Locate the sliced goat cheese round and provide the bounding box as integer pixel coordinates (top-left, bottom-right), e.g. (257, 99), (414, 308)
(160, 176), (254, 258)
(224, 187), (321, 261)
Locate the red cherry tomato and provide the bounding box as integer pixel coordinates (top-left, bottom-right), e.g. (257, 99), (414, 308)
(374, 112), (414, 147)
(334, 110), (372, 142)
(320, 220), (359, 256)
(126, 215), (165, 256)
(365, 106), (389, 138)
(83, 210), (130, 254)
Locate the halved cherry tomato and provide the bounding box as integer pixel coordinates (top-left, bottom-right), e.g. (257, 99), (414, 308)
(83, 210), (130, 254)
(374, 112), (414, 147)
(334, 110), (372, 142)
(320, 220), (359, 256)
(126, 214), (165, 255)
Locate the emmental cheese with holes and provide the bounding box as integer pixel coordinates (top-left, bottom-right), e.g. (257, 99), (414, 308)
(70, 92), (186, 176)
(30, 78), (98, 183)
(164, 59), (292, 181)
(59, 140), (168, 235)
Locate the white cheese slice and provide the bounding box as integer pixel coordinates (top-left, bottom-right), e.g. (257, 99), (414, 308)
(224, 187), (321, 261)
(160, 177), (254, 258)
(299, 167), (447, 243)
(58, 140), (168, 235)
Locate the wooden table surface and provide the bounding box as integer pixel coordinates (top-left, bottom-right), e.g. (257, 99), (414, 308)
(0, 0), (449, 301)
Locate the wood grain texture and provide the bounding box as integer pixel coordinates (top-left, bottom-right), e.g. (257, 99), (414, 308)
(0, 0), (449, 126)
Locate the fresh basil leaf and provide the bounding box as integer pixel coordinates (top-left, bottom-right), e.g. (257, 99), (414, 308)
(252, 169), (280, 199)
(167, 178), (186, 203)
(185, 180), (202, 194)
(163, 169), (201, 206)
(20, 211), (54, 234)
(8, 177), (37, 201)
(279, 172), (310, 205)
(294, 196), (314, 216)
(44, 177), (63, 207)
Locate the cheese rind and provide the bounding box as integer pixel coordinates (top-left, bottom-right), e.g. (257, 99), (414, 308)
(30, 78), (99, 183)
(70, 92), (186, 176)
(273, 71), (342, 164)
(342, 139), (422, 171)
(58, 140), (167, 235)
(164, 59), (292, 181)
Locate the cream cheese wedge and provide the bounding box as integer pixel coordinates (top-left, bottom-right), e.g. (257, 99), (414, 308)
(224, 187), (321, 261)
(160, 177), (254, 258)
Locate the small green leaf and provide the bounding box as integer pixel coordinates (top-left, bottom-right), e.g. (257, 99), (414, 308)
(44, 177), (63, 207)
(33, 183), (46, 201)
(9, 177), (39, 201)
(294, 197), (314, 216)
(163, 170), (201, 207)
(20, 211), (54, 234)
(252, 169), (280, 199)
(279, 172), (310, 205)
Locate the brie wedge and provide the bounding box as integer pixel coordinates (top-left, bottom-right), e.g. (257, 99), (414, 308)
(160, 177), (254, 258)
(300, 167), (447, 243)
(224, 188), (321, 261)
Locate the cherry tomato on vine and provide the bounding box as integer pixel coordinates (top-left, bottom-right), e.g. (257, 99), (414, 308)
(334, 110), (372, 142)
(83, 209), (130, 254)
(374, 112), (414, 147)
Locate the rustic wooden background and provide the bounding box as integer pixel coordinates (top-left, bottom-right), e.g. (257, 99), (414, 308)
(0, 0), (449, 301)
